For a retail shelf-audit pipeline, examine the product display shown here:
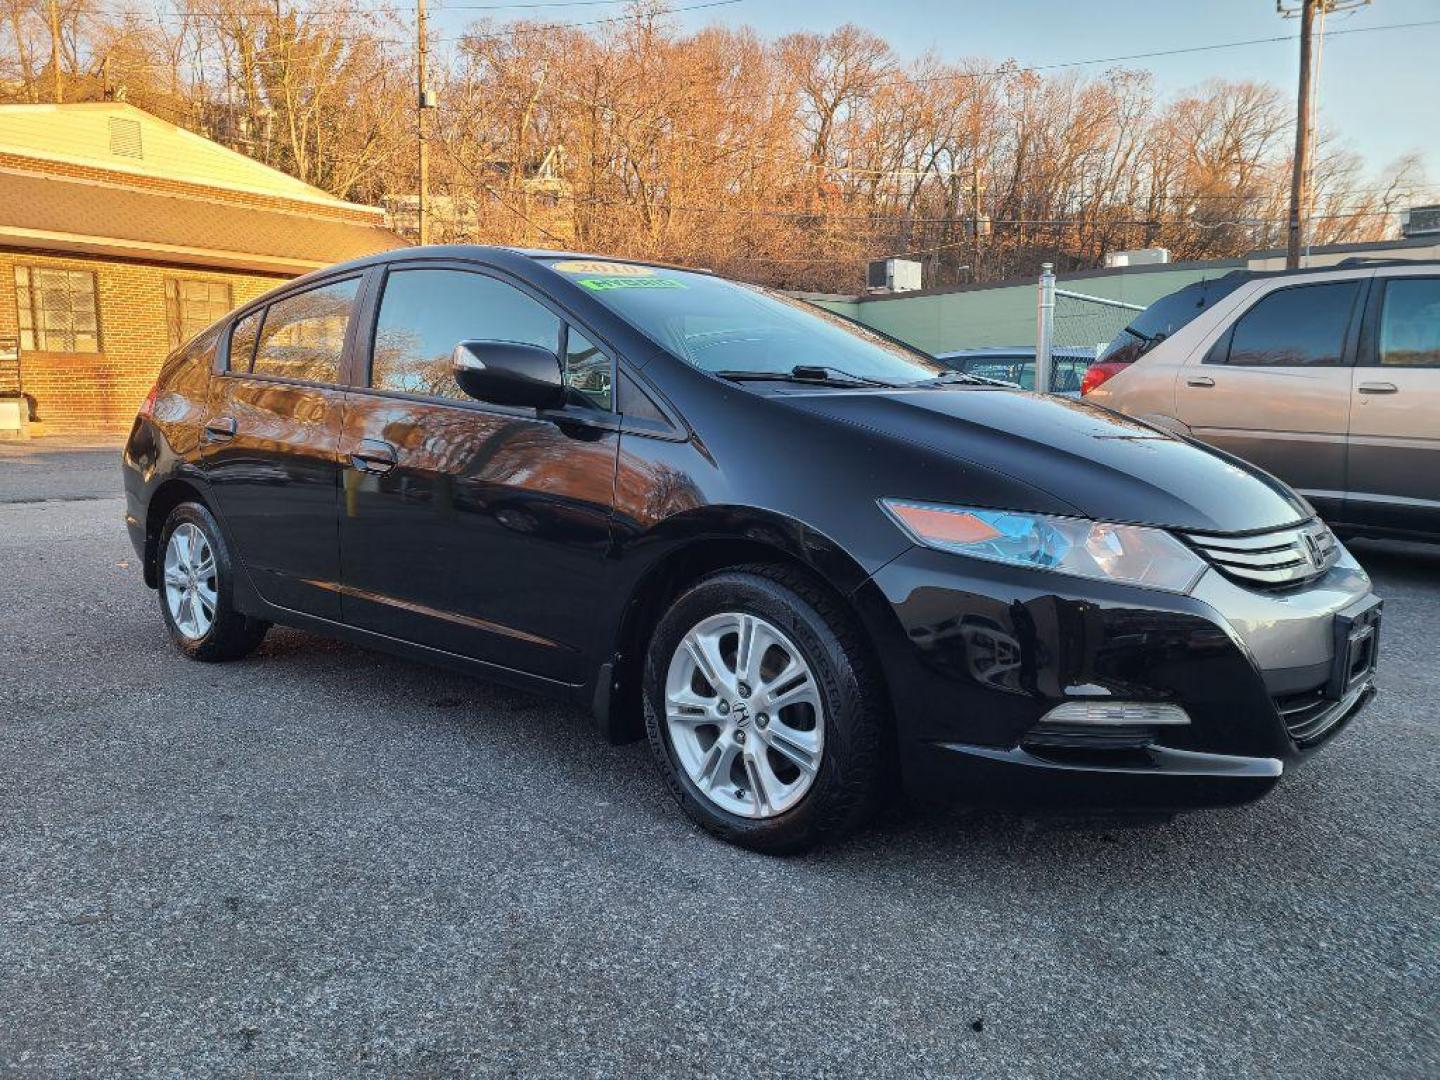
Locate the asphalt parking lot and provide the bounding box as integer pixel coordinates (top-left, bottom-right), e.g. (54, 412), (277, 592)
(1, 441), (1437, 1079)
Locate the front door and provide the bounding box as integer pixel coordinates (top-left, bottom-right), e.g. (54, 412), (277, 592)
(1175, 277), (1365, 521)
(201, 275), (363, 619)
(1346, 274), (1440, 536)
(336, 262), (619, 684)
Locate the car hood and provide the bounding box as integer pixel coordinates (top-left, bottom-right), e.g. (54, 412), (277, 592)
(774, 387), (1310, 533)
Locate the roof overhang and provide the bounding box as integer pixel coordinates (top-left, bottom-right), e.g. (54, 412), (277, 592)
(0, 225), (326, 275)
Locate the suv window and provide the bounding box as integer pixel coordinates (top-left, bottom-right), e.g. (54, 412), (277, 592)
(1217, 281), (1360, 367)
(1374, 278), (1440, 368)
(372, 268), (562, 401)
(1098, 273), (1248, 365)
(251, 278), (360, 383)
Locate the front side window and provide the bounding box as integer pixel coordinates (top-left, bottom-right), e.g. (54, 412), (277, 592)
(371, 268), (562, 400)
(545, 259), (944, 384)
(166, 278), (233, 349)
(1217, 282), (1360, 367)
(1374, 278), (1440, 368)
(14, 266), (100, 353)
(251, 278), (359, 384)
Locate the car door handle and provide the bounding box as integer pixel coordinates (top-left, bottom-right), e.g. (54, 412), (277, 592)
(349, 439), (398, 474)
(1186, 376), (1215, 388)
(1357, 381), (1398, 395)
(203, 415), (237, 442)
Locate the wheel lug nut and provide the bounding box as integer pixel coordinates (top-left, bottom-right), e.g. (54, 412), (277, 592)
(717, 700), (730, 715)
(756, 714), (769, 728)
(734, 729), (746, 744)
(738, 683), (751, 698)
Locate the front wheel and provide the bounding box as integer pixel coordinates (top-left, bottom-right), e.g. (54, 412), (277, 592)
(156, 502), (269, 661)
(643, 566), (889, 853)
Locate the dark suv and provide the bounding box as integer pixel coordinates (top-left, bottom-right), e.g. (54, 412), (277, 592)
(123, 246), (1381, 852)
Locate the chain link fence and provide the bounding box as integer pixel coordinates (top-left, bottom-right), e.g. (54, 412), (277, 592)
(1036, 264), (1144, 393)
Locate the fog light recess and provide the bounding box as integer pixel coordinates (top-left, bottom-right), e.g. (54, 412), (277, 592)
(1040, 701), (1191, 726)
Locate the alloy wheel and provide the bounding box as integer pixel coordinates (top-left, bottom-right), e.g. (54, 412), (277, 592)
(664, 611), (824, 819)
(163, 522), (217, 641)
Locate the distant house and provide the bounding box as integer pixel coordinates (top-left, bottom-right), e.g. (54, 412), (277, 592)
(0, 102), (406, 434)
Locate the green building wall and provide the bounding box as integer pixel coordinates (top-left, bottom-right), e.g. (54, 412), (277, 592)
(806, 263), (1243, 355)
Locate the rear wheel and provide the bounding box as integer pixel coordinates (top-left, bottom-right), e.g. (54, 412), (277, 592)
(157, 502), (268, 661)
(643, 565), (888, 853)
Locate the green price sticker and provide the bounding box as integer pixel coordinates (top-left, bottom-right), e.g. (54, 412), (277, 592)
(577, 276), (686, 291)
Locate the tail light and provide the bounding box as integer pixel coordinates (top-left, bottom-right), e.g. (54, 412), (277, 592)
(138, 382), (160, 417)
(1080, 360), (1129, 396)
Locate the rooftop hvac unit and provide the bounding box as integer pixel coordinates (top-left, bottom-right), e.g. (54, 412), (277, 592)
(1103, 248), (1170, 268)
(1400, 205), (1440, 238)
(866, 258), (923, 293)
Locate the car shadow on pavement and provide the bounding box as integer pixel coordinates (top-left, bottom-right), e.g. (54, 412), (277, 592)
(235, 624), (1314, 885)
(1348, 537), (1440, 586)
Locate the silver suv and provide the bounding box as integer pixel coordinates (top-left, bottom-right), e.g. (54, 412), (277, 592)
(1086, 260), (1440, 541)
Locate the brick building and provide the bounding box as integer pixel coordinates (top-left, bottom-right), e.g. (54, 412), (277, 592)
(0, 102), (405, 435)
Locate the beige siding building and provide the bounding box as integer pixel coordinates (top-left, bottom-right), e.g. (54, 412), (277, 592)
(0, 102), (405, 434)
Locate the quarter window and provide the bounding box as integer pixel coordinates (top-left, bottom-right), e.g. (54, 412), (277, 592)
(13, 266), (100, 353)
(166, 279), (233, 349)
(371, 268), (562, 400)
(564, 328), (612, 411)
(251, 278), (359, 384)
(228, 309), (262, 373)
(1375, 278), (1440, 368)
(1216, 282), (1360, 367)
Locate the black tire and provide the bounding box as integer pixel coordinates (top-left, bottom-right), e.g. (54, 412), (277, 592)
(643, 564), (889, 853)
(156, 501), (269, 661)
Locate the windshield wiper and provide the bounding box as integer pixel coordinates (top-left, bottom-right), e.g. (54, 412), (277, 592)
(715, 365), (902, 388)
(914, 370), (999, 387)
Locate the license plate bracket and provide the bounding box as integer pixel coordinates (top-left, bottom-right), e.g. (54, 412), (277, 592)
(1326, 595), (1382, 701)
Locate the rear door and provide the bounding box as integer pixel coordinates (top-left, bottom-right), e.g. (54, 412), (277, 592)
(1345, 272), (1440, 536)
(1175, 275), (1367, 520)
(201, 274), (364, 619)
(336, 260), (620, 683)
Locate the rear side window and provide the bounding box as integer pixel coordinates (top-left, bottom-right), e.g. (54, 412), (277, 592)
(1098, 274), (1248, 365)
(371, 268), (562, 400)
(251, 278), (360, 384)
(1216, 282), (1360, 367)
(1374, 278), (1440, 368)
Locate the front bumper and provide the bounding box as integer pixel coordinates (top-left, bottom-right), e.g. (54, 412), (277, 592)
(855, 544), (1378, 813)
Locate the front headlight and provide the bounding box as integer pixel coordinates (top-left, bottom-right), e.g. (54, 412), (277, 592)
(880, 499), (1207, 594)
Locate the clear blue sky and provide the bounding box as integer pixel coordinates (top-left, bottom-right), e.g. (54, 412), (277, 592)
(439, 0), (1439, 181)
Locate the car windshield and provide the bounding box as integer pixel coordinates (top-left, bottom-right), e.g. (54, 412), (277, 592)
(544, 259), (946, 384)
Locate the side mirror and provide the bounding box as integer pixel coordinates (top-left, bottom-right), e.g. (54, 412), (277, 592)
(452, 340), (565, 410)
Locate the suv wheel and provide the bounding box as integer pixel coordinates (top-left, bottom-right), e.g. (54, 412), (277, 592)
(157, 502), (268, 661)
(643, 565), (888, 853)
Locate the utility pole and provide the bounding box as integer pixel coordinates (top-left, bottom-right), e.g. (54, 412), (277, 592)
(970, 161), (982, 284)
(46, 0), (63, 103)
(1279, 0), (1368, 268)
(416, 0), (433, 245)
(1284, 0), (1317, 269)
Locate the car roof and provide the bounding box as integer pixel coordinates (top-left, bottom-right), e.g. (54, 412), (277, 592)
(934, 346), (1098, 359)
(320, 244), (711, 277)
(1208, 259), (1440, 286)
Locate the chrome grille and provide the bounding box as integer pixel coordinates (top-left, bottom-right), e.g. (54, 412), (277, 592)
(1185, 520), (1339, 588)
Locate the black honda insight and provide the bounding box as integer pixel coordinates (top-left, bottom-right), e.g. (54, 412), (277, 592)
(122, 246), (1381, 852)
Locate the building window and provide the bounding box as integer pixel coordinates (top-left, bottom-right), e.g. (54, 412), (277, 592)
(14, 266), (101, 353)
(165, 278), (233, 349)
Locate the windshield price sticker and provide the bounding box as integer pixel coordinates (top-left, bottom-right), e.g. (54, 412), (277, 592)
(553, 260), (656, 277)
(578, 277), (686, 291)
